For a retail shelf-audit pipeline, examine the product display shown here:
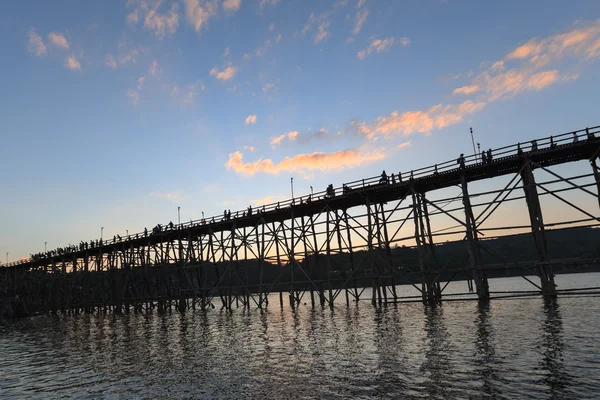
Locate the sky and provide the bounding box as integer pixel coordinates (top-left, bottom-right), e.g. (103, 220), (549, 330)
(1, 0), (600, 262)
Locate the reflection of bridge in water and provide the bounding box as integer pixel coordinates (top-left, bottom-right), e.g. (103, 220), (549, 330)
(2, 125), (600, 315)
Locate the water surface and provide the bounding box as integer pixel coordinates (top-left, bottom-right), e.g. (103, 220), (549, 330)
(1, 274), (600, 399)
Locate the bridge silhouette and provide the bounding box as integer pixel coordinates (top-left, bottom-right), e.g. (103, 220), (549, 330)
(2, 125), (600, 315)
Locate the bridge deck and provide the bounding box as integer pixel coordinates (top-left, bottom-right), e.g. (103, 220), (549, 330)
(7, 125), (600, 270)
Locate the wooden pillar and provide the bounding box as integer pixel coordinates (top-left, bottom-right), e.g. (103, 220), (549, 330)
(366, 198), (378, 305)
(325, 207), (334, 308)
(520, 161), (556, 296)
(343, 209), (359, 302)
(460, 175), (490, 300)
(310, 216), (325, 306)
(284, 213), (295, 310)
(379, 203), (397, 301)
(411, 191), (437, 302)
(257, 222), (265, 308)
(335, 210), (350, 306)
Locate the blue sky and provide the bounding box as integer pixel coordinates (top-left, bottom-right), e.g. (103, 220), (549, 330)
(1, 0), (600, 261)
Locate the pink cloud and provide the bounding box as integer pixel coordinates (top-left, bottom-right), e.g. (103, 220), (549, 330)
(226, 148), (385, 176)
(358, 100), (485, 140)
(452, 85), (481, 95)
(48, 32), (69, 49)
(210, 65), (237, 80)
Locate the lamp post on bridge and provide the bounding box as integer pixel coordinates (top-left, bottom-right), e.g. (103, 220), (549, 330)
(5, 252), (8, 265)
(178, 206), (181, 225)
(470, 127), (477, 156)
(45, 242), (47, 253)
(101, 227), (104, 241)
(291, 178), (294, 199)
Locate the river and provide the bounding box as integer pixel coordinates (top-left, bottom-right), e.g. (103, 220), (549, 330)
(1, 273), (600, 399)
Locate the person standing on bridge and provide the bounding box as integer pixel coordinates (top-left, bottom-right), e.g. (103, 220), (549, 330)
(380, 170), (388, 184)
(482, 151), (487, 164)
(531, 140), (538, 152)
(573, 132), (579, 143)
(487, 149), (492, 163)
(457, 153), (465, 169)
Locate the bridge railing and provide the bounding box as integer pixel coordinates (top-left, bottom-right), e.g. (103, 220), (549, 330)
(5, 125), (600, 267)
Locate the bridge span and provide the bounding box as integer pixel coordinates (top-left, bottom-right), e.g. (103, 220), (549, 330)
(2, 125), (600, 315)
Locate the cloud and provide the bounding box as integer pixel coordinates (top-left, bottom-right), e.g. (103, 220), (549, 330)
(127, 9), (139, 24)
(170, 81), (205, 105)
(223, 46), (230, 56)
(461, 19), (600, 102)
(127, 89), (140, 105)
(27, 28), (47, 56)
(148, 59), (160, 76)
(356, 100), (485, 140)
(210, 65), (237, 80)
(301, 12), (331, 44)
(270, 129), (329, 148)
(65, 55), (81, 71)
(245, 114), (257, 125)
(183, 0), (217, 32)
(226, 147), (386, 176)
(244, 33), (282, 60)
(270, 131), (299, 147)
(48, 32), (69, 49)
(223, 0), (241, 12)
(129, 0), (179, 38)
(105, 54), (118, 69)
(262, 81), (276, 92)
(243, 145), (257, 152)
(398, 140), (412, 149)
(478, 69), (564, 102)
(452, 85), (480, 95)
(357, 36), (409, 60)
(353, 8), (368, 35)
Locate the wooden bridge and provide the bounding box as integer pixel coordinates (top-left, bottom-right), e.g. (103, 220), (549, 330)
(2, 125), (600, 315)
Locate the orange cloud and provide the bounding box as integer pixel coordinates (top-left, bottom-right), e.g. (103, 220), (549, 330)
(270, 131), (299, 147)
(129, 0), (179, 38)
(48, 32), (69, 49)
(357, 36), (409, 60)
(506, 39), (540, 60)
(223, 0), (241, 12)
(184, 0), (217, 31)
(526, 70), (559, 90)
(358, 100), (485, 140)
(398, 140), (412, 149)
(27, 28), (46, 57)
(480, 69), (561, 101)
(505, 20), (600, 62)
(225, 148), (386, 176)
(245, 114), (257, 125)
(210, 65), (237, 80)
(452, 85), (480, 95)
(65, 55), (81, 71)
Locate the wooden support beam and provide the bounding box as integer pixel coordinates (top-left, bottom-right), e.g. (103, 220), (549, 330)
(520, 161), (556, 296)
(460, 175), (490, 300)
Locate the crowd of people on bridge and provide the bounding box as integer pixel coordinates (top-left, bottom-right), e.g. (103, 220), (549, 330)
(12, 128), (596, 267)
